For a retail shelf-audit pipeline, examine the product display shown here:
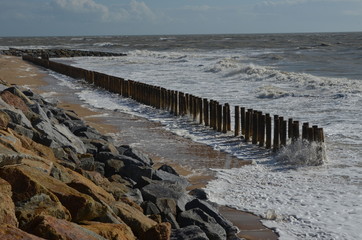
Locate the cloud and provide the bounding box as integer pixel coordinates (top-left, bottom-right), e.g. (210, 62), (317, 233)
(54, 0), (156, 22)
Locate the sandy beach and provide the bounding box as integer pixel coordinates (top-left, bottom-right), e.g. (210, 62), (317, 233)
(0, 55), (278, 240)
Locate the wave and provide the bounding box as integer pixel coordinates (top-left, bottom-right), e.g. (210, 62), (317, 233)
(256, 85), (293, 99)
(207, 58), (362, 96)
(93, 42), (115, 47)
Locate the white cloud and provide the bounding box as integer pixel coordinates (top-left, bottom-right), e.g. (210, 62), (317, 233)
(54, 0), (156, 22)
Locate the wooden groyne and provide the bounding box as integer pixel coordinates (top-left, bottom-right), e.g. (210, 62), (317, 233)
(22, 55), (325, 152)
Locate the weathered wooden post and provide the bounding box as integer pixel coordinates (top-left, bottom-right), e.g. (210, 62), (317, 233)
(217, 103), (222, 132)
(198, 97), (203, 124)
(252, 112), (259, 144)
(245, 110), (252, 142)
(241, 107), (246, 136)
(204, 99), (209, 126)
(234, 106), (240, 137)
(222, 104), (227, 133)
(292, 121), (300, 142)
(280, 118), (287, 146)
(273, 115), (280, 151)
(226, 103), (231, 131)
(259, 114), (266, 147)
(302, 122), (309, 140)
(266, 114), (272, 149)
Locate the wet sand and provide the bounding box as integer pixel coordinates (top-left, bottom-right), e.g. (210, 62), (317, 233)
(0, 55), (278, 240)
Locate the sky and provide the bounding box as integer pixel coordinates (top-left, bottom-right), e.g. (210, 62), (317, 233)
(0, 0), (361, 36)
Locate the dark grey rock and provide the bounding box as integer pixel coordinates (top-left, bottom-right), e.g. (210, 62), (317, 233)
(189, 188), (208, 200)
(141, 182), (192, 212)
(177, 208), (226, 240)
(153, 169), (189, 188)
(95, 151), (118, 163)
(141, 201), (160, 216)
(1, 108), (32, 128)
(158, 164), (179, 176)
(119, 164), (154, 183)
(104, 159), (124, 177)
(8, 123), (34, 139)
(162, 211), (180, 229)
(121, 145), (153, 166)
(79, 156), (95, 171)
(171, 225), (209, 240)
(186, 199), (238, 238)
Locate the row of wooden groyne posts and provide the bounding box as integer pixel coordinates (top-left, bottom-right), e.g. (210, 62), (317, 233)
(23, 55), (325, 152)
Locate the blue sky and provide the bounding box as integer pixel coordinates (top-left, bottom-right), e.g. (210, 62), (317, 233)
(0, 0), (361, 36)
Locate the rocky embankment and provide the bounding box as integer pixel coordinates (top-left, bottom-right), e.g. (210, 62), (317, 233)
(0, 79), (241, 239)
(0, 48), (126, 58)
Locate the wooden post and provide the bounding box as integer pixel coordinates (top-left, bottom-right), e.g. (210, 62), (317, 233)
(217, 103), (222, 132)
(240, 107), (246, 136)
(252, 112), (258, 144)
(266, 114), (272, 149)
(226, 103), (231, 131)
(280, 119), (287, 146)
(293, 121), (300, 142)
(234, 106), (240, 136)
(223, 104), (227, 133)
(245, 110), (251, 142)
(313, 125), (319, 141)
(204, 99), (209, 126)
(288, 118), (293, 139)
(302, 122), (309, 140)
(273, 115), (280, 151)
(307, 127), (314, 142)
(259, 114), (266, 147)
(199, 97), (203, 124)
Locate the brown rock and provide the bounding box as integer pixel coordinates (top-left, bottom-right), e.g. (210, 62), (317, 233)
(26, 215), (106, 240)
(0, 224), (45, 240)
(0, 110), (10, 129)
(65, 168), (116, 204)
(0, 178), (18, 227)
(0, 165), (106, 222)
(0, 90), (30, 113)
(81, 221), (136, 240)
(112, 200), (157, 237)
(140, 222), (171, 240)
(16, 193), (72, 228)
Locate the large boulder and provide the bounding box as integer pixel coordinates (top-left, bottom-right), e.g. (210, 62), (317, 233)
(177, 208), (226, 240)
(185, 199), (237, 236)
(0, 90), (30, 113)
(81, 221), (136, 240)
(111, 200), (157, 237)
(0, 165), (106, 222)
(171, 225), (209, 240)
(0, 110), (10, 129)
(140, 222), (172, 240)
(0, 224), (45, 240)
(0, 178), (18, 227)
(141, 182), (192, 212)
(26, 215), (107, 240)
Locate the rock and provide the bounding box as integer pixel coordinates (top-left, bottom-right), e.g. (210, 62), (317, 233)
(95, 151), (118, 163)
(141, 201), (160, 216)
(8, 122), (34, 139)
(0, 165), (106, 222)
(0, 224), (45, 240)
(112, 200), (157, 237)
(81, 221), (136, 240)
(78, 155), (95, 171)
(0, 90), (30, 113)
(156, 198), (177, 216)
(171, 225), (209, 240)
(104, 159), (124, 177)
(121, 146), (153, 166)
(185, 199), (237, 236)
(158, 164), (179, 176)
(0, 178), (18, 227)
(177, 208), (226, 240)
(188, 188), (208, 200)
(1, 108), (32, 128)
(162, 211), (180, 229)
(141, 182), (192, 212)
(2, 87), (34, 105)
(53, 124), (87, 154)
(140, 222), (172, 240)
(0, 110), (10, 129)
(153, 169), (189, 188)
(26, 215), (107, 240)
(16, 193), (72, 229)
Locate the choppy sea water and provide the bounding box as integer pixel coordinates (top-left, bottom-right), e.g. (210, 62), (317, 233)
(1, 33), (362, 239)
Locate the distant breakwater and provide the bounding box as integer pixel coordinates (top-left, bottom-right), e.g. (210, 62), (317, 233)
(22, 54), (326, 165)
(1, 48), (126, 58)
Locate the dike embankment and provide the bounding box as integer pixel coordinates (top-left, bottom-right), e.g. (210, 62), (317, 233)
(0, 59), (249, 240)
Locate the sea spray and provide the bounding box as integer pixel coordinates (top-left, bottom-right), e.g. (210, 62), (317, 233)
(275, 139), (327, 166)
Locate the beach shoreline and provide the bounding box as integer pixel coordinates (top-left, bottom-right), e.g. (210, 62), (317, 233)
(0, 55), (279, 239)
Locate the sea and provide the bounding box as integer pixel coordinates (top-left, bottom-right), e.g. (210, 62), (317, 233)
(1, 32), (361, 239)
